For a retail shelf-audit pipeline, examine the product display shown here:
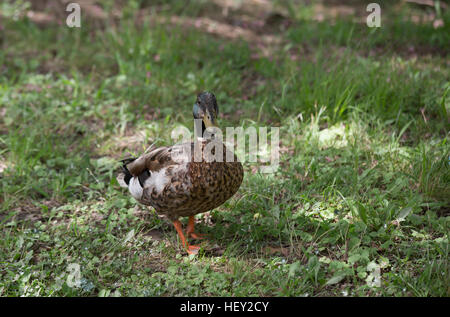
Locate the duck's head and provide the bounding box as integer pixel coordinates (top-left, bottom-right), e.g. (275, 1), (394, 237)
(193, 91), (219, 128)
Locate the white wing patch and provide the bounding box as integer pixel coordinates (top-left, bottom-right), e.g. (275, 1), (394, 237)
(144, 168), (170, 194)
(128, 177), (143, 199)
(127, 163), (190, 201)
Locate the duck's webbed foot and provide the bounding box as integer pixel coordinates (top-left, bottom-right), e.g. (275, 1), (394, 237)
(172, 219), (200, 255)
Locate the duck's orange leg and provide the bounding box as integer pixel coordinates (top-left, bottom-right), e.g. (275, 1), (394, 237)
(186, 216), (208, 240)
(172, 220), (200, 255)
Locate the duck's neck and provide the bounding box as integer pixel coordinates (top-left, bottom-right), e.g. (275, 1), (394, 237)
(194, 119), (210, 138)
(194, 119), (217, 140)
(202, 120), (206, 136)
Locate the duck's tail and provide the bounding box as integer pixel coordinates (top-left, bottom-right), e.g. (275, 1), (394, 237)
(117, 157), (136, 188)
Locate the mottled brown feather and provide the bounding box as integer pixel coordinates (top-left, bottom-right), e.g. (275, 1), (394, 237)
(124, 139), (243, 221)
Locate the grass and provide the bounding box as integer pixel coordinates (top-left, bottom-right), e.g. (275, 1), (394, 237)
(0, 0), (449, 297)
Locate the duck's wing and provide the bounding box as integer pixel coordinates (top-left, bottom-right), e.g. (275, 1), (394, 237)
(125, 147), (172, 176)
(117, 143), (193, 187)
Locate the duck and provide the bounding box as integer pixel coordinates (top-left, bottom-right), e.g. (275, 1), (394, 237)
(117, 92), (244, 254)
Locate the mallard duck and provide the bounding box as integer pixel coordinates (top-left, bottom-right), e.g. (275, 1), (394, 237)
(117, 92), (243, 254)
